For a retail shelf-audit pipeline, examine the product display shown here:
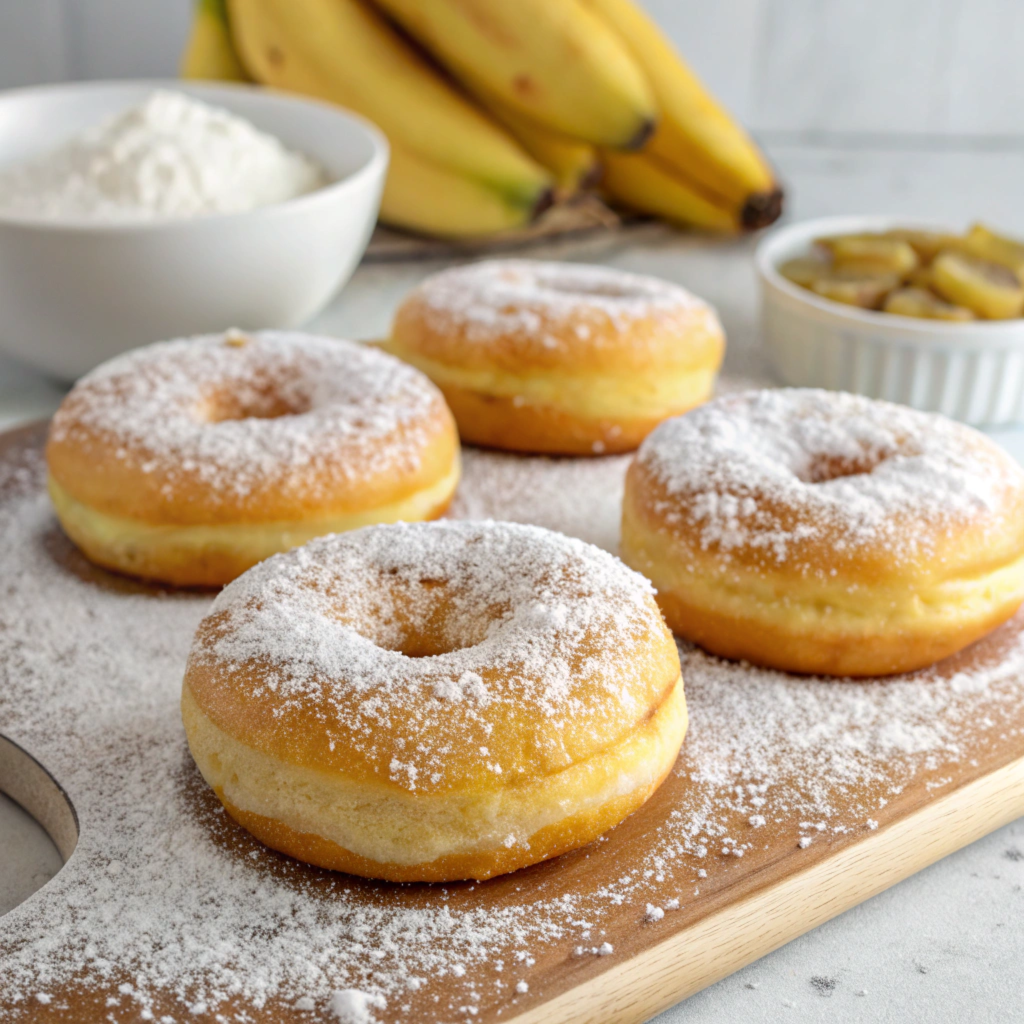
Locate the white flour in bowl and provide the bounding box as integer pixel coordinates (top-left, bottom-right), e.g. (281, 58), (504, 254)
(0, 90), (326, 223)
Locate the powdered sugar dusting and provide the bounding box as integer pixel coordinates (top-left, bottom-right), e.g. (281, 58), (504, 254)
(2, 428), (1024, 1021)
(401, 259), (716, 357)
(447, 448), (630, 554)
(636, 388), (1024, 567)
(191, 521), (664, 791)
(329, 989), (386, 1024)
(49, 330), (447, 508)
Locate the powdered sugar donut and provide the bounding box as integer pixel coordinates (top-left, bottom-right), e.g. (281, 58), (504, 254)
(181, 521), (686, 882)
(382, 259), (724, 455)
(46, 331), (459, 586)
(622, 389), (1024, 677)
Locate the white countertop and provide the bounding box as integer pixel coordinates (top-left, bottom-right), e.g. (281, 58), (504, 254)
(2, 139), (1024, 1021)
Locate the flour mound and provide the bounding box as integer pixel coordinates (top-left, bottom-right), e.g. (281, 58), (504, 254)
(0, 90), (326, 222)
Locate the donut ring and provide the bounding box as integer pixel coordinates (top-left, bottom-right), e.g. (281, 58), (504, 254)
(622, 389), (1024, 677)
(382, 259), (724, 455)
(181, 521), (686, 882)
(46, 331), (459, 587)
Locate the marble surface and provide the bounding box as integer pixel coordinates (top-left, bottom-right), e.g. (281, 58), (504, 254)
(2, 141), (1024, 1021)
(663, 818), (1024, 1023)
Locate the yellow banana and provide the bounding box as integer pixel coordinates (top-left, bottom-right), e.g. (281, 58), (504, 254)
(180, 0), (250, 81)
(580, 0), (782, 227)
(963, 223), (1024, 283)
(383, 145), (547, 238)
(883, 287), (975, 322)
(778, 258), (831, 289)
(600, 150), (738, 233)
(228, 0), (552, 212)
(932, 252), (1024, 319)
(810, 274), (900, 310)
(817, 235), (919, 276)
(370, 0), (656, 149)
(478, 98), (599, 195)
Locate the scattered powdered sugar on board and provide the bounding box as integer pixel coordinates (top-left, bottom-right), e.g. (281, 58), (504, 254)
(2, 426), (1024, 1021)
(675, 633), (1024, 835)
(329, 990), (386, 1024)
(0, 90), (325, 222)
(447, 447), (630, 554)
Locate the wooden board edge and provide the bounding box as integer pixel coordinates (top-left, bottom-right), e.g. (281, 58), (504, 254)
(0, 734), (78, 861)
(507, 754), (1024, 1024)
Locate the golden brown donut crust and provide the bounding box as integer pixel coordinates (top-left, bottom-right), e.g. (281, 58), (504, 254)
(622, 389), (1024, 677)
(46, 331), (459, 526)
(390, 262), (723, 376)
(183, 522), (686, 881)
(640, 563), (1024, 677)
(214, 720), (681, 885)
(46, 473), (456, 589)
(385, 260), (724, 454)
(425, 379), (689, 455)
(186, 529), (681, 790)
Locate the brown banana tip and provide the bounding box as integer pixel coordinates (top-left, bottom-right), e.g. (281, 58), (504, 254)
(740, 186), (785, 231)
(624, 117), (657, 152)
(530, 185), (558, 221)
(580, 162), (604, 191)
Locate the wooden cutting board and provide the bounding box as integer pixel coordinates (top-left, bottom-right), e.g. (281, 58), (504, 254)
(2, 421), (1024, 1024)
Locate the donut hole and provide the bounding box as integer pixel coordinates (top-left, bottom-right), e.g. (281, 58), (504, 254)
(551, 282), (634, 299)
(197, 381), (313, 423)
(536, 277), (641, 301)
(802, 452), (886, 484)
(500, 266), (646, 304)
(359, 575), (504, 659)
(382, 630), (476, 659)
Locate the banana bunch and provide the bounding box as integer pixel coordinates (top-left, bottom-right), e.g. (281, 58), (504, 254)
(180, 0), (782, 239)
(181, 0), (249, 83)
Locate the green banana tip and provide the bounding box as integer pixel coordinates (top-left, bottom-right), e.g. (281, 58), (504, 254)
(198, 0), (229, 23)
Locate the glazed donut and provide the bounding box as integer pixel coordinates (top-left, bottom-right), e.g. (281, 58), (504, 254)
(382, 259), (724, 455)
(181, 521), (686, 882)
(621, 388), (1024, 677)
(46, 331), (459, 587)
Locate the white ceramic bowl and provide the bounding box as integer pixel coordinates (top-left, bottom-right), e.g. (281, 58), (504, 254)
(0, 80), (388, 380)
(757, 215), (1024, 425)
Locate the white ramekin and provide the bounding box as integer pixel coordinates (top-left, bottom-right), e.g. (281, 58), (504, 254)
(756, 215), (1024, 426)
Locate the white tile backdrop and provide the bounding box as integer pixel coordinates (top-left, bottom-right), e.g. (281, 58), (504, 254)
(0, 0), (1018, 141)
